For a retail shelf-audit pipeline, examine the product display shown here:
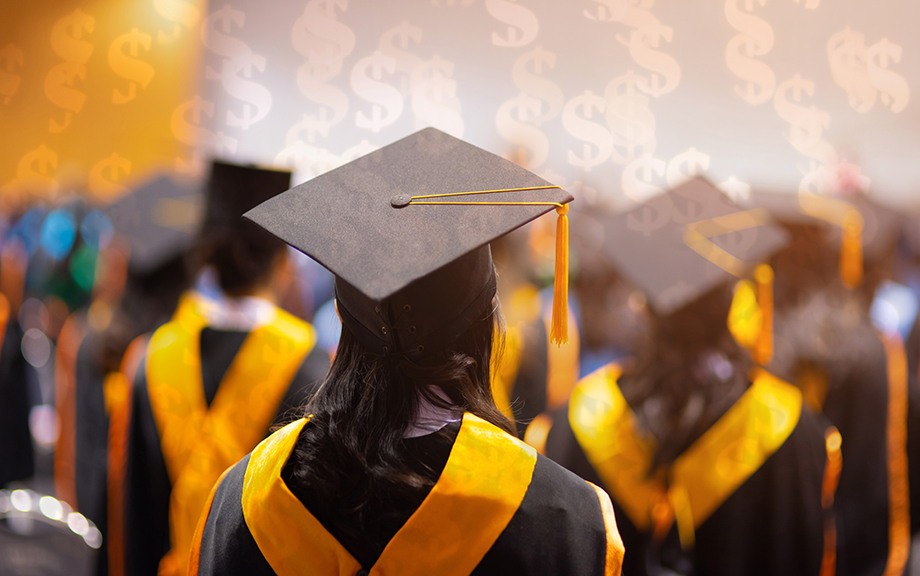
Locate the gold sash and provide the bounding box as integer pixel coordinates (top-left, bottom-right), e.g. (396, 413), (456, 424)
(240, 413), (538, 576)
(147, 293), (315, 576)
(570, 363), (801, 547)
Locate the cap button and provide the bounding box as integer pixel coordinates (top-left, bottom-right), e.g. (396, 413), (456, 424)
(390, 194), (411, 208)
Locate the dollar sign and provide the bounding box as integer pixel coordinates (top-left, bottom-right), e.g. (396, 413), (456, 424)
(798, 162), (833, 195)
(626, 189), (672, 236)
(562, 90), (613, 171)
(411, 56), (464, 138)
(51, 9), (95, 63)
(340, 139), (379, 163)
(293, 0), (355, 74)
(275, 142), (342, 179)
(88, 153), (131, 201)
(154, 0), (200, 44)
(485, 0), (539, 47)
(605, 70), (657, 165)
(583, 0), (632, 22)
(622, 154), (666, 204)
(202, 6), (272, 130)
(718, 176), (751, 202)
(378, 22), (423, 96)
(511, 46), (564, 124)
(495, 93), (549, 169)
(351, 51), (404, 133)
(170, 96), (238, 174)
(0, 44), (25, 105)
(725, 0), (775, 105)
(774, 75), (836, 163)
(666, 147), (710, 189)
(109, 28), (155, 104)
(285, 113), (333, 146)
(14, 145), (59, 199)
(670, 176), (708, 224)
(866, 38), (910, 113)
(617, 19), (681, 98)
(827, 27), (876, 113)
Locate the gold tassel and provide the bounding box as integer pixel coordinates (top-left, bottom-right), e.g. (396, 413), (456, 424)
(754, 264), (774, 365)
(551, 204), (569, 346)
(840, 209), (863, 289)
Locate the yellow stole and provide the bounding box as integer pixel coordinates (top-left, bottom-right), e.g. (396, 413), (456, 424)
(147, 293), (316, 576)
(570, 363), (802, 547)
(240, 413), (538, 576)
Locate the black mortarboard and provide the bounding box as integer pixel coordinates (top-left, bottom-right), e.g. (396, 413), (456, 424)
(598, 177), (789, 316)
(245, 128), (573, 358)
(105, 174), (202, 273)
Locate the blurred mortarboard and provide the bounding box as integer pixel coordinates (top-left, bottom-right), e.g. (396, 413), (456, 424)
(598, 177), (789, 316)
(245, 127), (573, 358)
(204, 161), (292, 231)
(105, 174), (203, 274)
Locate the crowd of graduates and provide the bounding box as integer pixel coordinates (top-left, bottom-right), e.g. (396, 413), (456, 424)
(2, 128), (920, 575)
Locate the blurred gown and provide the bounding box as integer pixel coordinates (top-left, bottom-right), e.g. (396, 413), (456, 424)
(0, 293), (34, 487)
(190, 413), (624, 576)
(116, 292), (329, 576)
(545, 363), (829, 576)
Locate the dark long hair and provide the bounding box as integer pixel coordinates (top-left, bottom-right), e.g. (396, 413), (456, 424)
(620, 285), (753, 471)
(286, 298), (513, 537)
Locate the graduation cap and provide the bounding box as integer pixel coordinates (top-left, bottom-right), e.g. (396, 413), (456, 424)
(245, 128), (573, 359)
(746, 190), (903, 288)
(598, 178), (789, 363)
(105, 174), (203, 274)
(203, 161), (292, 232)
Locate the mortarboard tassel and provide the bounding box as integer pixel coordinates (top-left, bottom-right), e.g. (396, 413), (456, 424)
(839, 209), (863, 289)
(754, 264), (774, 365)
(551, 204), (569, 346)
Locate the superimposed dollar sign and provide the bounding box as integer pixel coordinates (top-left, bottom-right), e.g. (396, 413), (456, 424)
(340, 139), (378, 163)
(495, 93), (549, 169)
(605, 70), (657, 165)
(626, 181), (671, 235)
(867, 38), (910, 113)
(293, 0), (354, 75)
(51, 9), (95, 63)
(285, 113), (331, 145)
(617, 19), (680, 98)
(352, 51), (403, 133)
(666, 147), (710, 188)
(774, 75), (836, 163)
(511, 46), (563, 125)
(725, 0), (775, 105)
(171, 96), (238, 174)
(411, 56), (464, 138)
(292, 0), (353, 132)
(622, 154), (666, 204)
(798, 162), (833, 195)
(562, 90), (612, 172)
(109, 28), (155, 104)
(14, 145), (59, 199)
(47, 9), (94, 133)
(827, 27), (876, 113)
(485, 0), (539, 47)
(670, 172), (708, 223)
(275, 142), (342, 179)
(379, 22), (423, 96)
(202, 5), (273, 130)
(154, 0), (200, 44)
(89, 153), (131, 201)
(0, 44), (25, 105)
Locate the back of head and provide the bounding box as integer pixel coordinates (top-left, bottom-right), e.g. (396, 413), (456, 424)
(196, 162), (291, 296)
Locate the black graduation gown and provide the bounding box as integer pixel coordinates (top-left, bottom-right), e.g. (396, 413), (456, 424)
(545, 364), (828, 576)
(0, 309), (34, 487)
(120, 313), (329, 576)
(191, 413), (624, 576)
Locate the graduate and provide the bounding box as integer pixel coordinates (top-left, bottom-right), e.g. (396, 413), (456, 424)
(115, 162), (330, 576)
(545, 178), (832, 576)
(751, 189), (909, 576)
(189, 128), (624, 576)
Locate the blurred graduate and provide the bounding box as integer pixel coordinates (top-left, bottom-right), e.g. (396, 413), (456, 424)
(545, 178), (834, 575)
(113, 162), (330, 576)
